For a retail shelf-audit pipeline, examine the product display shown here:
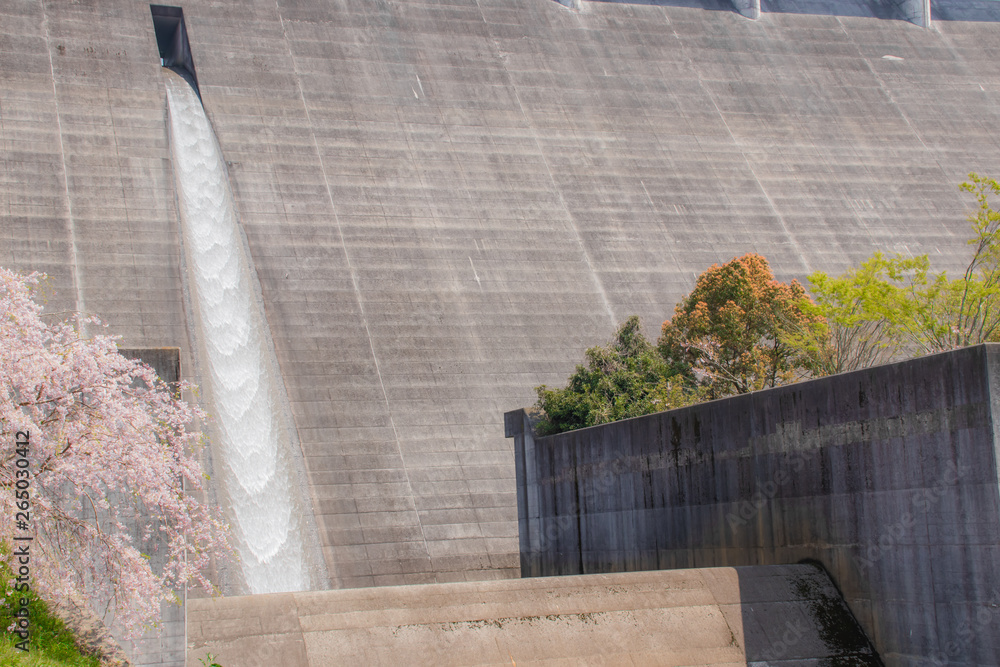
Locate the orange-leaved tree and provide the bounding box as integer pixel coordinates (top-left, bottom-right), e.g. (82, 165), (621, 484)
(658, 253), (826, 397)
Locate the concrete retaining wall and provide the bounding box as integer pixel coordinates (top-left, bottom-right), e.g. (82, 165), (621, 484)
(507, 344), (1000, 665)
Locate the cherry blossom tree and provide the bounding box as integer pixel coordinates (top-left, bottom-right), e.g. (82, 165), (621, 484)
(0, 268), (230, 637)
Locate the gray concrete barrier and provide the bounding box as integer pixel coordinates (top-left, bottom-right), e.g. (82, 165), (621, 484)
(508, 344), (1000, 665)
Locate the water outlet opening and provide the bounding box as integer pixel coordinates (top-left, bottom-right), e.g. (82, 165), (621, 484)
(151, 5), (199, 93)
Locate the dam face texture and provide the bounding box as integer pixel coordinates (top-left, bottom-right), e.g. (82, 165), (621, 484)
(4, 0), (1000, 662)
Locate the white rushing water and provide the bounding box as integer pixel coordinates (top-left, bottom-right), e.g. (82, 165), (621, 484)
(164, 70), (306, 593)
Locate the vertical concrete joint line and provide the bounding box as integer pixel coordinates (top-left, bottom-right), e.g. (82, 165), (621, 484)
(836, 19), (933, 157)
(475, 0), (617, 327)
(983, 347), (1000, 507)
(670, 24), (810, 273)
(274, 5), (432, 563)
(40, 4), (86, 322)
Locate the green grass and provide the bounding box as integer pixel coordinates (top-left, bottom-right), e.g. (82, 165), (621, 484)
(0, 582), (100, 667)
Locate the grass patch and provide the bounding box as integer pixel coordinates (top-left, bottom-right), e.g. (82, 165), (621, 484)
(0, 575), (101, 667)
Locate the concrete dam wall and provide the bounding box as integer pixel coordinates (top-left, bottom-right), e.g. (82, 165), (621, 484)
(5, 0), (1000, 594)
(507, 344), (1000, 665)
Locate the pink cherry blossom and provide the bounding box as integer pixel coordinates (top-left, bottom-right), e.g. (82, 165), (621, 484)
(1, 268), (231, 637)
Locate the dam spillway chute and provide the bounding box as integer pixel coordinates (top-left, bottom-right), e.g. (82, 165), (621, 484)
(162, 61), (324, 594)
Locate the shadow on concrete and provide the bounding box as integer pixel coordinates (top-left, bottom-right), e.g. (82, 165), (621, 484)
(576, 0), (1000, 21)
(760, 0), (899, 19)
(931, 0), (1000, 22)
(587, 0), (737, 13)
(763, 0), (1000, 22)
(738, 562), (883, 665)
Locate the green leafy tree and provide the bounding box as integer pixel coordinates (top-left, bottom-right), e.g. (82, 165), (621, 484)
(797, 253), (909, 374)
(658, 253), (824, 397)
(908, 172), (1000, 351)
(532, 174), (1000, 436)
(533, 316), (702, 436)
(804, 173), (1000, 364)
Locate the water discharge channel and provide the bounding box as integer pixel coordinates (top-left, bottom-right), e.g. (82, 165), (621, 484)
(164, 69), (320, 593)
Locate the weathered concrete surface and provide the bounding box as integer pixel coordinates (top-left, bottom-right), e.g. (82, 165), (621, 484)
(508, 344), (1000, 665)
(186, 564), (878, 666)
(6, 0), (1000, 595)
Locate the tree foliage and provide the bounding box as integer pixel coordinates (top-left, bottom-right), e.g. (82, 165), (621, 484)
(798, 253), (906, 374)
(0, 269), (230, 637)
(805, 173), (1000, 365)
(534, 316), (703, 436)
(909, 172), (1000, 350)
(533, 174), (1000, 435)
(658, 253), (824, 397)
(533, 256), (819, 435)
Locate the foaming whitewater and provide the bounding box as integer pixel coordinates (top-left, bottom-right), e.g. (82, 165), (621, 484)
(164, 70), (307, 593)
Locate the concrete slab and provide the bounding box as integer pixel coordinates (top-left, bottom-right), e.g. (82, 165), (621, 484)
(186, 564), (877, 666)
